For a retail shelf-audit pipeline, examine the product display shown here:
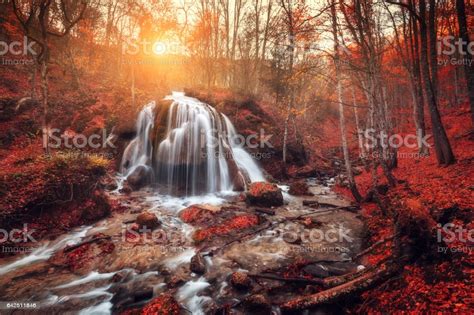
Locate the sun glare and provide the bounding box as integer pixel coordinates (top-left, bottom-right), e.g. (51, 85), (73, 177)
(153, 41), (167, 55)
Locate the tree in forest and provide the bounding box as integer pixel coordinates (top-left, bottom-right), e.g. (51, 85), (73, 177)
(340, 0), (397, 190)
(386, 0), (456, 165)
(330, 0), (362, 202)
(11, 0), (88, 154)
(456, 0), (474, 128)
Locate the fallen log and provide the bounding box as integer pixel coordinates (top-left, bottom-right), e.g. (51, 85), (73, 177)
(280, 262), (398, 311)
(248, 273), (325, 286)
(352, 235), (396, 261)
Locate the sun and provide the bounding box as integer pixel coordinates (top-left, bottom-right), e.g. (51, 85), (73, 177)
(153, 41), (167, 55)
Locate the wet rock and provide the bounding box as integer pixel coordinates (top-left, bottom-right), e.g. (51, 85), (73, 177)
(119, 181), (132, 194)
(302, 264), (330, 278)
(136, 212), (160, 230)
(180, 204), (220, 224)
(244, 294), (272, 314)
(324, 261), (359, 276)
(289, 180), (313, 196)
(246, 182), (283, 207)
(126, 165), (152, 190)
(230, 271), (251, 290)
(190, 253), (206, 274)
(112, 271), (127, 283)
(303, 262), (359, 278)
(193, 215), (259, 243)
(141, 293), (180, 315)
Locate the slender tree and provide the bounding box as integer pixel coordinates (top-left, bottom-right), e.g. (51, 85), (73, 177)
(456, 0), (474, 128)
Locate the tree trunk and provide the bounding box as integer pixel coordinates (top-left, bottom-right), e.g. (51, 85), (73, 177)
(352, 88), (368, 165)
(428, 0), (438, 98)
(30, 60), (37, 99)
(419, 0), (455, 165)
(409, 4), (429, 155)
(456, 0), (474, 128)
(40, 58), (50, 155)
(331, 1), (362, 202)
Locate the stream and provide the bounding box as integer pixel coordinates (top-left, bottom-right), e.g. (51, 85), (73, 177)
(0, 93), (365, 314)
(0, 180), (365, 314)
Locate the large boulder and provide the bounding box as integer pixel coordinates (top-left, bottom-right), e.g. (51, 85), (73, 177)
(179, 204), (221, 224)
(190, 253), (206, 274)
(136, 211), (160, 230)
(288, 180), (313, 196)
(230, 271), (252, 290)
(126, 165), (152, 190)
(246, 182), (283, 207)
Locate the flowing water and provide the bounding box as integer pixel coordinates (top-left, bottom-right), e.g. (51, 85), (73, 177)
(122, 92), (264, 195)
(0, 94), (365, 314)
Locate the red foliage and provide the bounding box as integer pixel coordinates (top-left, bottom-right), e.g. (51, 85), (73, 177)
(334, 104), (473, 313)
(179, 205), (214, 224)
(140, 294), (180, 315)
(248, 182), (279, 196)
(193, 214), (259, 242)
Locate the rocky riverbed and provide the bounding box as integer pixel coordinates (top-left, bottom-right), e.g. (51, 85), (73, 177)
(0, 178), (366, 314)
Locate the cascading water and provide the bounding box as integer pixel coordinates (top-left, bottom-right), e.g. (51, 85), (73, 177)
(121, 102), (156, 177)
(122, 92), (265, 196)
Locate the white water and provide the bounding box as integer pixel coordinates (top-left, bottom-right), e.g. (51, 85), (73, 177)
(122, 92), (265, 196)
(53, 271), (116, 289)
(121, 102), (156, 177)
(0, 226), (92, 276)
(177, 277), (211, 315)
(223, 115), (265, 182)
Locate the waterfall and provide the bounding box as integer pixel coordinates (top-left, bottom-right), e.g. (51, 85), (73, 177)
(121, 102), (156, 177)
(122, 92), (265, 196)
(222, 115), (265, 183)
